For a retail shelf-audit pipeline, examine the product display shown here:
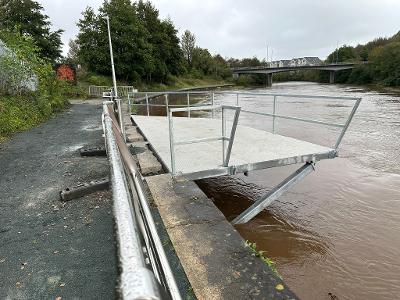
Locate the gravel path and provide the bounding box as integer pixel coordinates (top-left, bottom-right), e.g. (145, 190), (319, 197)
(0, 101), (117, 299)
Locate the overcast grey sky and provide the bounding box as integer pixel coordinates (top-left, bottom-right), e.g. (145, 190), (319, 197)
(37, 0), (400, 60)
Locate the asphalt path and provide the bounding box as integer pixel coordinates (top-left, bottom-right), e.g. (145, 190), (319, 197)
(0, 101), (117, 299)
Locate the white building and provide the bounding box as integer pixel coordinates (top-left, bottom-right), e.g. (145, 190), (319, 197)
(268, 57), (322, 68)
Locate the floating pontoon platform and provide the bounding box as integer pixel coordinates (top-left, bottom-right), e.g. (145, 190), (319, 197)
(132, 115), (336, 179)
(128, 91), (361, 224)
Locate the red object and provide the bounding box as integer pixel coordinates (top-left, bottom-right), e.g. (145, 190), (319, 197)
(56, 64), (76, 82)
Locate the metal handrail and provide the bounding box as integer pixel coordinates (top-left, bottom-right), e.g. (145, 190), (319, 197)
(167, 105), (241, 175)
(129, 91), (361, 152)
(103, 102), (182, 300)
(240, 109), (345, 128)
(128, 90), (359, 101)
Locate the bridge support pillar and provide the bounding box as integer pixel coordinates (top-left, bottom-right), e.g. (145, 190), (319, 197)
(329, 71), (335, 84)
(266, 73), (273, 87)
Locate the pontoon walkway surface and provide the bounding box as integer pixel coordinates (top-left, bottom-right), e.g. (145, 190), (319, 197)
(132, 115), (336, 180)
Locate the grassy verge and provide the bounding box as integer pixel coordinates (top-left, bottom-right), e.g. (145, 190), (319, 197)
(77, 71), (233, 95)
(135, 75), (232, 91)
(0, 94), (69, 142)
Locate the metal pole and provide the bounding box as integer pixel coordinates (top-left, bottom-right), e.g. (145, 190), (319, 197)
(105, 16), (118, 99)
(212, 93), (215, 118)
(334, 98), (361, 150)
(272, 95), (277, 134)
(236, 93), (239, 106)
(165, 94), (169, 116)
(116, 98), (125, 141)
(222, 107), (226, 165)
(146, 93), (150, 116)
(128, 93), (131, 113)
(168, 110), (176, 174)
(232, 163), (315, 224)
(223, 107), (241, 167)
(187, 93), (190, 118)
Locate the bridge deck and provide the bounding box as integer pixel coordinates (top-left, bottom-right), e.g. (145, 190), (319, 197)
(132, 115), (335, 179)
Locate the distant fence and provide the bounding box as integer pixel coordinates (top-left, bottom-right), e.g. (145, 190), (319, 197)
(88, 85), (136, 98)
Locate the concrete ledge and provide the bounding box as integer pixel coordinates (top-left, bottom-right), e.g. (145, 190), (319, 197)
(146, 174), (297, 300)
(125, 127), (144, 142)
(137, 151), (163, 176)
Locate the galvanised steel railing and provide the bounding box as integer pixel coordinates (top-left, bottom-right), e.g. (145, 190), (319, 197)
(128, 91), (361, 151)
(89, 85), (136, 97)
(103, 101), (181, 300)
(168, 105), (241, 175)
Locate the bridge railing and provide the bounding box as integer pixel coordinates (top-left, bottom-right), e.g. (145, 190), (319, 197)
(128, 91), (361, 151)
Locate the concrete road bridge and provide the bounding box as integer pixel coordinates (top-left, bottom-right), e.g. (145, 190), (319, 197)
(232, 63), (357, 86)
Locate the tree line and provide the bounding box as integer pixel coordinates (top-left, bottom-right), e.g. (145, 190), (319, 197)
(74, 0), (232, 84)
(322, 32), (400, 86)
(1, 0), (399, 87)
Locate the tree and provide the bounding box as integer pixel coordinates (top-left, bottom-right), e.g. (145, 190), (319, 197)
(66, 39), (80, 64)
(0, 0), (63, 61)
(373, 42), (400, 86)
(326, 45), (357, 64)
(136, 1), (184, 81)
(77, 0), (184, 83)
(181, 30), (196, 66)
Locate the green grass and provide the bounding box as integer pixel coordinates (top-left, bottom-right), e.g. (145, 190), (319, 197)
(77, 71), (232, 93)
(135, 75), (231, 92)
(245, 240), (280, 277)
(0, 94), (69, 141)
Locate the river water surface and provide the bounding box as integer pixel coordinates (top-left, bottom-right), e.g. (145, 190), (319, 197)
(193, 82), (400, 300)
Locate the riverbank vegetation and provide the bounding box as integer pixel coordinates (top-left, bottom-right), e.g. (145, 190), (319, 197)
(0, 1), (68, 141)
(74, 0), (233, 88)
(227, 32), (400, 89)
(246, 240), (280, 277)
(322, 32), (400, 87)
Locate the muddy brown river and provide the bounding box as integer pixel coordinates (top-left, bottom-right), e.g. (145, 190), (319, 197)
(136, 82), (400, 299)
(195, 82), (400, 300)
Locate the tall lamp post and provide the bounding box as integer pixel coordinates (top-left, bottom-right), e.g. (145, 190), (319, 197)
(105, 16), (125, 140)
(105, 16), (118, 98)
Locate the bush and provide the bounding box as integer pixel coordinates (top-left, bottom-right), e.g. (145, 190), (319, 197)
(85, 73), (113, 86)
(0, 30), (68, 139)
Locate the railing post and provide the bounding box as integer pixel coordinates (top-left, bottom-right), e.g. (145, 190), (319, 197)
(334, 98), (361, 150)
(128, 93), (131, 113)
(272, 95), (277, 134)
(116, 98), (126, 141)
(212, 93), (215, 118)
(165, 94), (169, 116)
(168, 110), (176, 175)
(223, 107), (241, 167)
(221, 107), (226, 165)
(145, 93), (150, 116)
(187, 93), (190, 118)
(236, 93), (239, 106)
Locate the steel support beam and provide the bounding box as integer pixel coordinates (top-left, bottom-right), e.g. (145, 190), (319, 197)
(266, 73), (273, 87)
(232, 163), (315, 225)
(329, 71), (335, 84)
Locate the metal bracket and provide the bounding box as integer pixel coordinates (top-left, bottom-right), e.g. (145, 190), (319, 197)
(60, 178), (109, 201)
(232, 162), (315, 224)
(80, 145), (107, 157)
